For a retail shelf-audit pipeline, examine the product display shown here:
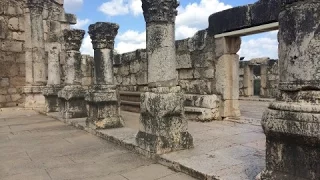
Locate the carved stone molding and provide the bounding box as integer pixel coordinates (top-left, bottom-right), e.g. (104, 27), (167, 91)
(142, 0), (179, 24)
(88, 22), (119, 50)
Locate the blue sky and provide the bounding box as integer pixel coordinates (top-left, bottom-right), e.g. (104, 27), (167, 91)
(64, 0), (278, 60)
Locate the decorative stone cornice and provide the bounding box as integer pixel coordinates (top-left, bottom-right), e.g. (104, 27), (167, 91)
(63, 29), (85, 51)
(142, 0), (179, 24)
(88, 22), (119, 50)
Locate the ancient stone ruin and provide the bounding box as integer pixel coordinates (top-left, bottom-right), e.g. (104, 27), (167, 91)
(0, 0), (319, 179)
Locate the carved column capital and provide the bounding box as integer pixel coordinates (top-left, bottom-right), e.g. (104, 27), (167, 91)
(142, 0), (179, 24)
(27, 0), (45, 12)
(63, 29), (85, 51)
(88, 22), (119, 50)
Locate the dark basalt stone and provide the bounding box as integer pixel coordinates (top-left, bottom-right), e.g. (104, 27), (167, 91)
(208, 5), (252, 35)
(208, 0), (307, 35)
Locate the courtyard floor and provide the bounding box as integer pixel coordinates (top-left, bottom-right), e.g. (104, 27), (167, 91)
(0, 108), (195, 180)
(0, 100), (270, 180)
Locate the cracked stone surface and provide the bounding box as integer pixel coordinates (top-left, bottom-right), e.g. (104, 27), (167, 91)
(0, 108), (195, 180)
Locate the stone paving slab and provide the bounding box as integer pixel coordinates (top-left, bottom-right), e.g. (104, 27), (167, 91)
(45, 100), (268, 180)
(0, 108), (195, 180)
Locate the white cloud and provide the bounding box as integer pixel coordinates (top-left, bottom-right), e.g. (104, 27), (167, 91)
(99, 0), (129, 16)
(239, 31), (279, 60)
(99, 0), (142, 16)
(115, 30), (146, 53)
(71, 18), (90, 29)
(80, 35), (94, 56)
(176, 25), (198, 40)
(130, 0), (143, 16)
(64, 0), (83, 12)
(176, 0), (232, 29)
(112, 0), (231, 53)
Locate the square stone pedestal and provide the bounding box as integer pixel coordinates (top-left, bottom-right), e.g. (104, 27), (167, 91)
(43, 86), (62, 112)
(85, 85), (123, 129)
(24, 86), (46, 109)
(260, 98), (320, 180)
(58, 86), (86, 119)
(136, 86), (193, 154)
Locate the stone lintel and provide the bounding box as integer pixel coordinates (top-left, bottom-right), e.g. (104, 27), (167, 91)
(43, 85), (63, 96)
(88, 22), (119, 49)
(63, 29), (85, 51)
(58, 86), (85, 100)
(142, 0), (179, 24)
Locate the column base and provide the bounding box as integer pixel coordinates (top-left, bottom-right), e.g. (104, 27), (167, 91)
(43, 86), (62, 113)
(85, 86), (123, 129)
(220, 99), (241, 119)
(260, 100), (320, 180)
(23, 86), (46, 109)
(136, 86), (194, 154)
(58, 86), (86, 119)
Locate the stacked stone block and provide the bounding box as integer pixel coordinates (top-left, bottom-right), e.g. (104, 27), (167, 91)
(0, 0), (26, 108)
(260, 1), (320, 179)
(113, 49), (148, 92)
(58, 29), (86, 119)
(136, 0), (193, 154)
(176, 30), (220, 121)
(86, 22), (123, 129)
(81, 55), (94, 89)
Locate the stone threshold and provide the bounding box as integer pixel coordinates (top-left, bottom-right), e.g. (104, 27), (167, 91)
(42, 112), (221, 180)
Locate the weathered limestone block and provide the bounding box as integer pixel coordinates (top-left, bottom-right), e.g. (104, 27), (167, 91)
(136, 87), (193, 154)
(142, 0), (179, 88)
(243, 63), (254, 97)
(58, 29), (86, 119)
(86, 22), (123, 129)
(81, 55), (93, 88)
(260, 1), (320, 179)
(215, 37), (241, 119)
(184, 94), (220, 121)
(43, 86), (62, 112)
(24, 0), (47, 108)
(136, 0), (193, 154)
(43, 43), (62, 112)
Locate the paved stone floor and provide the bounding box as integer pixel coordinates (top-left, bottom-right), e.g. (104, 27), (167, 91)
(1, 100), (270, 180)
(0, 108), (195, 180)
(120, 100), (269, 179)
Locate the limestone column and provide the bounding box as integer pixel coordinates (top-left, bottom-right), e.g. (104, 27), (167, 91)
(58, 29), (86, 119)
(215, 37), (241, 119)
(43, 44), (62, 112)
(24, 0), (47, 108)
(43, 19), (63, 112)
(260, 1), (320, 179)
(85, 22), (123, 129)
(260, 64), (268, 98)
(136, 0), (193, 154)
(243, 64), (254, 97)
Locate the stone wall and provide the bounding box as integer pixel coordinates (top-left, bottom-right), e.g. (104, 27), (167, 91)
(0, 0), (76, 108)
(239, 58), (279, 98)
(0, 0), (26, 107)
(114, 49), (148, 92)
(114, 30), (221, 121)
